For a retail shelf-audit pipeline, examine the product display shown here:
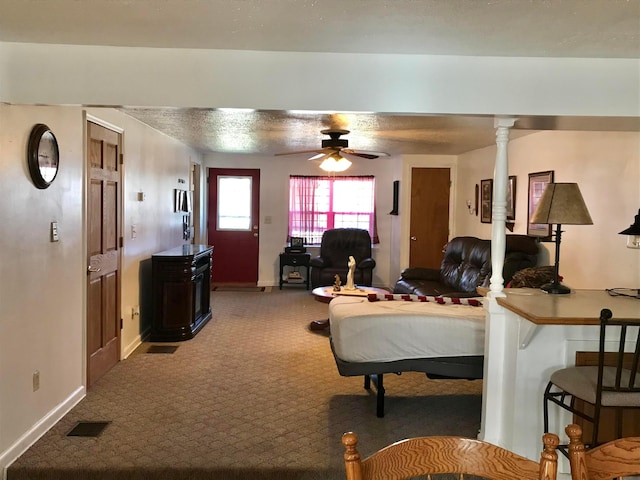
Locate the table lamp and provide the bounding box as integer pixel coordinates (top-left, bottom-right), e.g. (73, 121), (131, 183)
(530, 183), (593, 294)
(619, 209), (640, 249)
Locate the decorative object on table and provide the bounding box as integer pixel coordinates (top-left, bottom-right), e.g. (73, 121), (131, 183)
(619, 208), (640, 249)
(480, 179), (493, 223)
(530, 182), (593, 294)
(506, 175), (517, 221)
(27, 123), (59, 189)
(344, 256), (356, 290)
(527, 170), (554, 238)
(285, 236), (307, 253)
(508, 266), (559, 289)
(333, 274), (342, 291)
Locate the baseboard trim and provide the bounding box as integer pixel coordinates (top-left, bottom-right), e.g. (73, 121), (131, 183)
(122, 327), (150, 359)
(1, 386), (85, 479)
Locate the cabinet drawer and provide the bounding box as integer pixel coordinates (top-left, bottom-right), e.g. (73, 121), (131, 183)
(281, 254), (310, 265)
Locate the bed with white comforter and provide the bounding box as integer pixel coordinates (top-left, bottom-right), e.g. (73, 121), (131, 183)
(328, 294), (486, 417)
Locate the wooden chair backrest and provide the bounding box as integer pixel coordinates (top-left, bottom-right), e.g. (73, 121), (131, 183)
(342, 431), (559, 480)
(566, 424), (640, 480)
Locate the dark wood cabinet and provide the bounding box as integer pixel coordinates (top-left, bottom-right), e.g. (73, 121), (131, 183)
(151, 244), (213, 342)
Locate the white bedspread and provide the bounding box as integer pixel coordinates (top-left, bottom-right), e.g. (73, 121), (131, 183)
(329, 295), (486, 363)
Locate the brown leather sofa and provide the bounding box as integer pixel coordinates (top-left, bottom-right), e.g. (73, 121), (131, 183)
(393, 235), (539, 297)
(310, 228), (376, 289)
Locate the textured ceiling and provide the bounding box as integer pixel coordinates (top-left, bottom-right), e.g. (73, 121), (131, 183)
(1, 0), (638, 57)
(1, 0), (639, 155)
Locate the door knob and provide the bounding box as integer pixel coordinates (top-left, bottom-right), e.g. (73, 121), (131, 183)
(410, 236), (417, 241)
(87, 265), (101, 273)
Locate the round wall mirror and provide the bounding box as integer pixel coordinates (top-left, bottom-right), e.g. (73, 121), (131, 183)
(27, 123), (59, 189)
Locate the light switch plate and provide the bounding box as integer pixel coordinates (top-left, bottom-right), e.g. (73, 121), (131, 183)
(51, 222), (59, 242)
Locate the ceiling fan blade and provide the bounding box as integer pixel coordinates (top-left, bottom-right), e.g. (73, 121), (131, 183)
(274, 149), (327, 156)
(309, 151), (334, 162)
(342, 148), (390, 159)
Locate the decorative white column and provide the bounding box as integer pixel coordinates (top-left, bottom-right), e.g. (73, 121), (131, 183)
(489, 116), (516, 296)
(479, 116), (517, 448)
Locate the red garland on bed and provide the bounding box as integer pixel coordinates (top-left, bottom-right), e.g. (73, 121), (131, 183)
(367, 293), (483, 306)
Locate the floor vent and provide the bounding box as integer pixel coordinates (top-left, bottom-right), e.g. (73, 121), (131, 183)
(146, 345), (179, 354)
(66, 421), (110, 437)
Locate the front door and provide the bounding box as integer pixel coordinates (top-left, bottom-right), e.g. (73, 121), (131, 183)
(409, 167), (451, 268)
(86, 120), (122, 387)
(207, 168), (260, 285)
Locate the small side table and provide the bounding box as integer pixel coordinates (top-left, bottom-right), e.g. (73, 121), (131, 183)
(279, 252), (311, 290)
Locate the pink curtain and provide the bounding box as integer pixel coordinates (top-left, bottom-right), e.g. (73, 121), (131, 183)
(288, 175), (378, 244)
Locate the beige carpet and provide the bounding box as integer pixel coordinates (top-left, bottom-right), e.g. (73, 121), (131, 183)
(8, 289), (482, 480)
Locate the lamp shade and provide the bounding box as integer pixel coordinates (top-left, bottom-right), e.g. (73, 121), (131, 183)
(530, 183), (593, 225)
(619, 209), (640, 235)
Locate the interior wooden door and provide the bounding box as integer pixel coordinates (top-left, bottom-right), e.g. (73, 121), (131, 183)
(87, 120), (122, 388)
(409, 168), (451, 268)
(207, 168), (260, 285)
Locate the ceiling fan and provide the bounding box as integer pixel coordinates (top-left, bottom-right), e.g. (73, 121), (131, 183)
(274, 129), (390, 172)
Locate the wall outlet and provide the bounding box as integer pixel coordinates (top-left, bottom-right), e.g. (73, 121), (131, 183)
(33, 370), (40, 391)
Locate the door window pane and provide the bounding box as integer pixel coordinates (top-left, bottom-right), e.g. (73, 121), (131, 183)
(218, 176), (252, 230)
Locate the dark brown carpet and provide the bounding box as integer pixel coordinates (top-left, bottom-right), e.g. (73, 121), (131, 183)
(8, 289), (482, 480)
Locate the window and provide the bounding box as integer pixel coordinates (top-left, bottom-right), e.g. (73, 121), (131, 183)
(288, 175), (378, 244)
(217, 176), (252, 230)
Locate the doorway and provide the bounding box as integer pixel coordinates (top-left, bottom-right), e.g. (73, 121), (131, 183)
(207, 168), (260, 285)
(409, 167), (451, 268)
(86, 119), (123, 388)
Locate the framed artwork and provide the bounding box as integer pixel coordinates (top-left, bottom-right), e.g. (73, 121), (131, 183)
(506, 175), (517, 221)
(527, 170), (554, 238)
(480, 179), (493, 223)
(290, 237), (304, 248)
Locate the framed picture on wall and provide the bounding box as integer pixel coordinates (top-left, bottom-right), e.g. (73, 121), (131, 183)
(506, 175), (517, 221)
(480, 179), (493, 223)
(527, 170), (554, 238)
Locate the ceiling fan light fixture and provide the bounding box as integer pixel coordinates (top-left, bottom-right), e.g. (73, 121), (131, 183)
(319, 154), (352, 172)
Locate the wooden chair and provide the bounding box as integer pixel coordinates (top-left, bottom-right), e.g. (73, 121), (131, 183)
(342, 431), (560, 480)
(543, 309), (640, 454)
(566, 423), (640, 480)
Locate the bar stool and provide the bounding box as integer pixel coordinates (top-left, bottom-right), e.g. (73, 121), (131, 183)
(543, 308), (640, 455)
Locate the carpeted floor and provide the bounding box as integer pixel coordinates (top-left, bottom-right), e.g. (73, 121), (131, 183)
(8, 289), (482, 480)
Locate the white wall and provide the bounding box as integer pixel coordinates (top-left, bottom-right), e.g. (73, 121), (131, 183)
(203, 152), (396, 288)
(1, 43), (638, 117)
(0, 105), (202, 470)
(455, 130), (640, 289)
(0, 105), (85, 467)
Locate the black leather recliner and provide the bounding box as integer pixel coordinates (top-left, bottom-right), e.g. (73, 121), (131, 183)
(393, 235), (539, 297)
(310, 228), (376, 288)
